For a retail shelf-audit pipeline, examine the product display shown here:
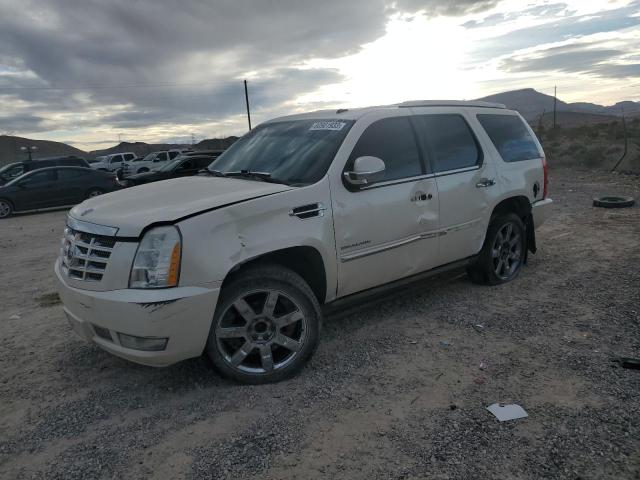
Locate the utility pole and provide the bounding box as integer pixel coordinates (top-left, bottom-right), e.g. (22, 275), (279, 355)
(244, 79), (252, 131)
(611, 107), (628, 172)
(553, 86), (557, 130)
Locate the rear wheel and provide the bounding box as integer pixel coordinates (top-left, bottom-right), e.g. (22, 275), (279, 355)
(0, 199), (13, 219)
(206, 264), (321, 384)
(467, 213), (526, 285)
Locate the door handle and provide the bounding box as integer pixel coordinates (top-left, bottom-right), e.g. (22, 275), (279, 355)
(411, 192), (433, 202)
(476, 178), (496, 188)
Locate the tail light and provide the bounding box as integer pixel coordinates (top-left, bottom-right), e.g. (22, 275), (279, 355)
(542, 156), (549, 199)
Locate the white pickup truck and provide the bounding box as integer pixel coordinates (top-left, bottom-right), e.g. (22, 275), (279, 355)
(121, 150), (191, 176)
(91, 152), (136, 173)
(56, 100), (552, 384)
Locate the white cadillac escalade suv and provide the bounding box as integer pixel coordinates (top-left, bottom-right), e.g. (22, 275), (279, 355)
(56, 100), (552, 384)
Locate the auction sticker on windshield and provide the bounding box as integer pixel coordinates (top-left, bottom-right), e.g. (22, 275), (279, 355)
(309, 121), (346, 131)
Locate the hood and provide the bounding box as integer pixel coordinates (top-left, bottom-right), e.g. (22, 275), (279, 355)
(69, 176), (293, 237)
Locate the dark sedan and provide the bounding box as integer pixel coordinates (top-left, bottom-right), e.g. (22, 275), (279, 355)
(124, 154), (215, 186)
(0, 167), (121, 218)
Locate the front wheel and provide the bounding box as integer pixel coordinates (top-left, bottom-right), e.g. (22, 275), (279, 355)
(467, 213), (526, 285)
(0, 199), (13, 219)
(206, 264), (321, 384)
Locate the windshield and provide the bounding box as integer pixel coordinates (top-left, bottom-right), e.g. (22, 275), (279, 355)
(139, 153), (157, 162)
(0, 162), (25, 181)
(156, 157), (184, 172)
(209, 119), (354, 185)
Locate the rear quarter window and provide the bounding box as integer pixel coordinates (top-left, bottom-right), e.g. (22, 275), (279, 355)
(477, 114), (540, 162)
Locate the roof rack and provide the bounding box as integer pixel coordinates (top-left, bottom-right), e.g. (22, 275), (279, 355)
(398, 100), (506, 109)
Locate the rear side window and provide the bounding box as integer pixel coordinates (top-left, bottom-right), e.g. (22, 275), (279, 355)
(413, 114), (481, 173)
(477, 114), (540, 162)
(348, 117), (422, 182)
(195, 157), (213, 168)
(57, 168), (89, 179)
(21, 169), (56, 184)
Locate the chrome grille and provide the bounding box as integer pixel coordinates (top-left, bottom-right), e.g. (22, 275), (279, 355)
(61, 227), (115, 282)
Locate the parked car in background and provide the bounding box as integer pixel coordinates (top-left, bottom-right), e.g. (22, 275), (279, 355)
(90, 152), (136, 173)
(125, 153), (218, 186)
(0, 166), (120, 218)
(0, 156), (90, 185)
(121, 149), (191, 176)
(55, 100), (552, 384)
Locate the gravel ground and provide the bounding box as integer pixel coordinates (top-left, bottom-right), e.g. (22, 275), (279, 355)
(0, 167), (639, 480)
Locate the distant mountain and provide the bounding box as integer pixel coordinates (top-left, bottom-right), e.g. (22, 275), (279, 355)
(196, 136), (238, 151)
(476, 88), (640, 121)
(0, 135), (87, 167)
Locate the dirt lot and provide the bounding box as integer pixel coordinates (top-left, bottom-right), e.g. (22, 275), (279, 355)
(1, 167), (639, 480)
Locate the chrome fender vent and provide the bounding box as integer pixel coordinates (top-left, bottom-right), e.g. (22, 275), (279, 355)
(289, 203), (326, 220)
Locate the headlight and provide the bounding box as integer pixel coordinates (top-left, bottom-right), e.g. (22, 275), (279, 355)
(129, 226), (181, 288)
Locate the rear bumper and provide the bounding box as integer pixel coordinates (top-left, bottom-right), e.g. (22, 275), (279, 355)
(55, 259), (220, 367)
(532, 198), (553, 228)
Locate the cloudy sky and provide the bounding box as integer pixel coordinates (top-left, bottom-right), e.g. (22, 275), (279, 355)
(0, 0), (638, 150)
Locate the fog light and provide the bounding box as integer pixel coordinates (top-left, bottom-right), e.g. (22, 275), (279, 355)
(117, 333), (168, 351)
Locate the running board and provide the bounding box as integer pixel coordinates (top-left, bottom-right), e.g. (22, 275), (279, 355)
(323, 256), (476, 315)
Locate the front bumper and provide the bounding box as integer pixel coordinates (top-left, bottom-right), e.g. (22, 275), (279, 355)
(55, 260), (220, 367)
(532, 198), (553, 228)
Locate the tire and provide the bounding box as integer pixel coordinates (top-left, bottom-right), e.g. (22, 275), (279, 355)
(593, 196), (635, 209)
(137, 168), (149, 174)
(86, 188), (104, 199)
(0, 198), (13, 219)
(467, 213), (526, 286)
(206, 264), (321, 384)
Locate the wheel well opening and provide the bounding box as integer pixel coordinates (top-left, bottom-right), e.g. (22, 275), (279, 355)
(491, 196), (531, 221)
(223, 246), (327, 304)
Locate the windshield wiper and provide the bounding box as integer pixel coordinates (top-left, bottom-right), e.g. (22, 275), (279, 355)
(225, 170), (290, 185)
(203, 169), (228, 177)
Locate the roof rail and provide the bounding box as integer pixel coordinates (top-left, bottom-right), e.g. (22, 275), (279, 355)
(398, 100), (506, 109)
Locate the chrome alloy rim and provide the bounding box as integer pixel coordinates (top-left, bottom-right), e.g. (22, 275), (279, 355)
(0, 201), (11, 218)
(215, 289), (307, 374)
(492, 222), (522, 280)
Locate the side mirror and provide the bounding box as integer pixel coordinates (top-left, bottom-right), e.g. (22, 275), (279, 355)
(344, 156), (386, 187)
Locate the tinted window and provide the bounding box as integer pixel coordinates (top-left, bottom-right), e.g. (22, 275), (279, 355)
(1, 164), (25, 180)
(157, 152), (168, 161)
(477, 114), (540, 162)
(169, 151), (180, 159)
(348, 117), (422, 182)
(179, 160), (194, 170)
(57, 158), (85, 167)
(21, 170), (56, 184)
(195, 157), (213, 169)
(414, 115), (480, 173)
(57, 168), (89, 180)
(124, 153), (135, 161)
(110, 155), (122, 163)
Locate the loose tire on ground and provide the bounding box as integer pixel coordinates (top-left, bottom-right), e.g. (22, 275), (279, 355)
(467, 213), (526, 286)
(206, 264), (322, 384)
(593, 196), (635, 209)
